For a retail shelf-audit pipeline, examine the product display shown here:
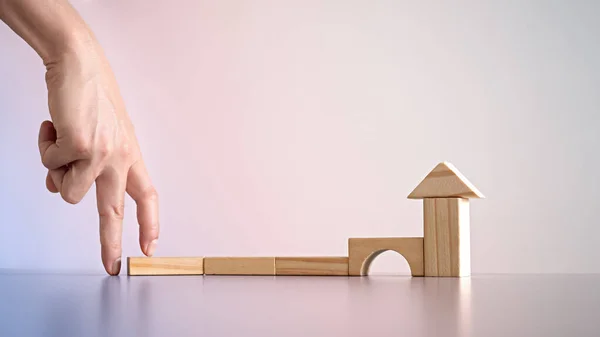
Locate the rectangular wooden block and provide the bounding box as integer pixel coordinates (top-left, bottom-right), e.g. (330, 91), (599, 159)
(275, 257), (348, 276)
(204, 257), (275, 275)
(423, 198), (470, 277)
(127, 257), (204, 275)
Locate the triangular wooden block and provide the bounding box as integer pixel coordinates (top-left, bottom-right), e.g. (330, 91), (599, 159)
(408, 162), (484, 199)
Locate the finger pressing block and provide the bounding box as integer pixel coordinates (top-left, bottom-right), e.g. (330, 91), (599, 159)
(127, 257), (204, 275)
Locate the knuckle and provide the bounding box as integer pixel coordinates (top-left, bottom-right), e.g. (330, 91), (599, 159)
(118, 141), (134, 158)
(100, 201), (125, 220)
(41, 155), (54, 169)
(97, 135), (113, 159)
(61, 188), (81, 204)
(71, 133), (92, 156)
(141, 186), (159, 203)
(99, 203), (125, 221)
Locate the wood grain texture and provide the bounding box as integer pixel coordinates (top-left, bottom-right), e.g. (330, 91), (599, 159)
(423, 198), (470, 277)
(408, 162), (484, 199)
(348, 237), (424, 276)
(127, 257), (204, 275)
(275, 257), (348, 276)
(204, 257), (275, 275)
(423, 199), (438, 277)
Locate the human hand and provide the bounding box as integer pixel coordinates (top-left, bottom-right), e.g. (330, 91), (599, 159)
(37, 42), (159, 275)
(1, 0), (159, 275)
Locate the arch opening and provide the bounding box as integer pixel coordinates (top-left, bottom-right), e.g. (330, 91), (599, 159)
(361, 249), (412, 276)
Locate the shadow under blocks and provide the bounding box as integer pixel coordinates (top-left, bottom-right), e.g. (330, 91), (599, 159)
(127, 162), (484, 278)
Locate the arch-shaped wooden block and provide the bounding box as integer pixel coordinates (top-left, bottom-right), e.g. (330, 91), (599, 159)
(348, 237), (424, 276)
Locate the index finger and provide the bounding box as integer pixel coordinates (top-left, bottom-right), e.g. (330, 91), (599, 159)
(126, 160), (159, 257)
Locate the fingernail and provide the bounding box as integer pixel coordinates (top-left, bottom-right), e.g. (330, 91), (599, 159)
(146, 239), (158, 256)
(112, 258), (121, 275)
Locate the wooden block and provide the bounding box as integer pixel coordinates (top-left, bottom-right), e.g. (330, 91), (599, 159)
(127, 257), (204, 275)
(348, 237), (424, 276)
(423, 198), (470, 277)
(408, 162), (484, 199)
(275, 257), (348, 276)
(423, 199), (438, 277)
(204, 257), (275, 275)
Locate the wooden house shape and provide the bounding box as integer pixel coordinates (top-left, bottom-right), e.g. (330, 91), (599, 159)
(127, 162), (484, 277)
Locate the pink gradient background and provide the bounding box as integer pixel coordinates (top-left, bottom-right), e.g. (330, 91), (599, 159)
(1, 1), (598, 274)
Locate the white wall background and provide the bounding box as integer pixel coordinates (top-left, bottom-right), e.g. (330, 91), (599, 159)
(0, 0), (598, 274)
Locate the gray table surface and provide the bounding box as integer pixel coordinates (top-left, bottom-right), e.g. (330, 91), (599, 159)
(0, 271), (598, 337)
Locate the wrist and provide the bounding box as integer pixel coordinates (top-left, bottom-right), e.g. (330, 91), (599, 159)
(46, 28), (100, 67)
(0, 0), (98, 66)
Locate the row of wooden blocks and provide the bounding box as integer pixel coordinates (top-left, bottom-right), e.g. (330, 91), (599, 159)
(128, 237), (426, 276)
(128, 256), (350, 276)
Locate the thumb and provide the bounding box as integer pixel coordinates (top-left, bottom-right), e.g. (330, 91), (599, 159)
(37, 119), (79, 169)
(38, 120), (66, 193)
(38, 120), (57, 158)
